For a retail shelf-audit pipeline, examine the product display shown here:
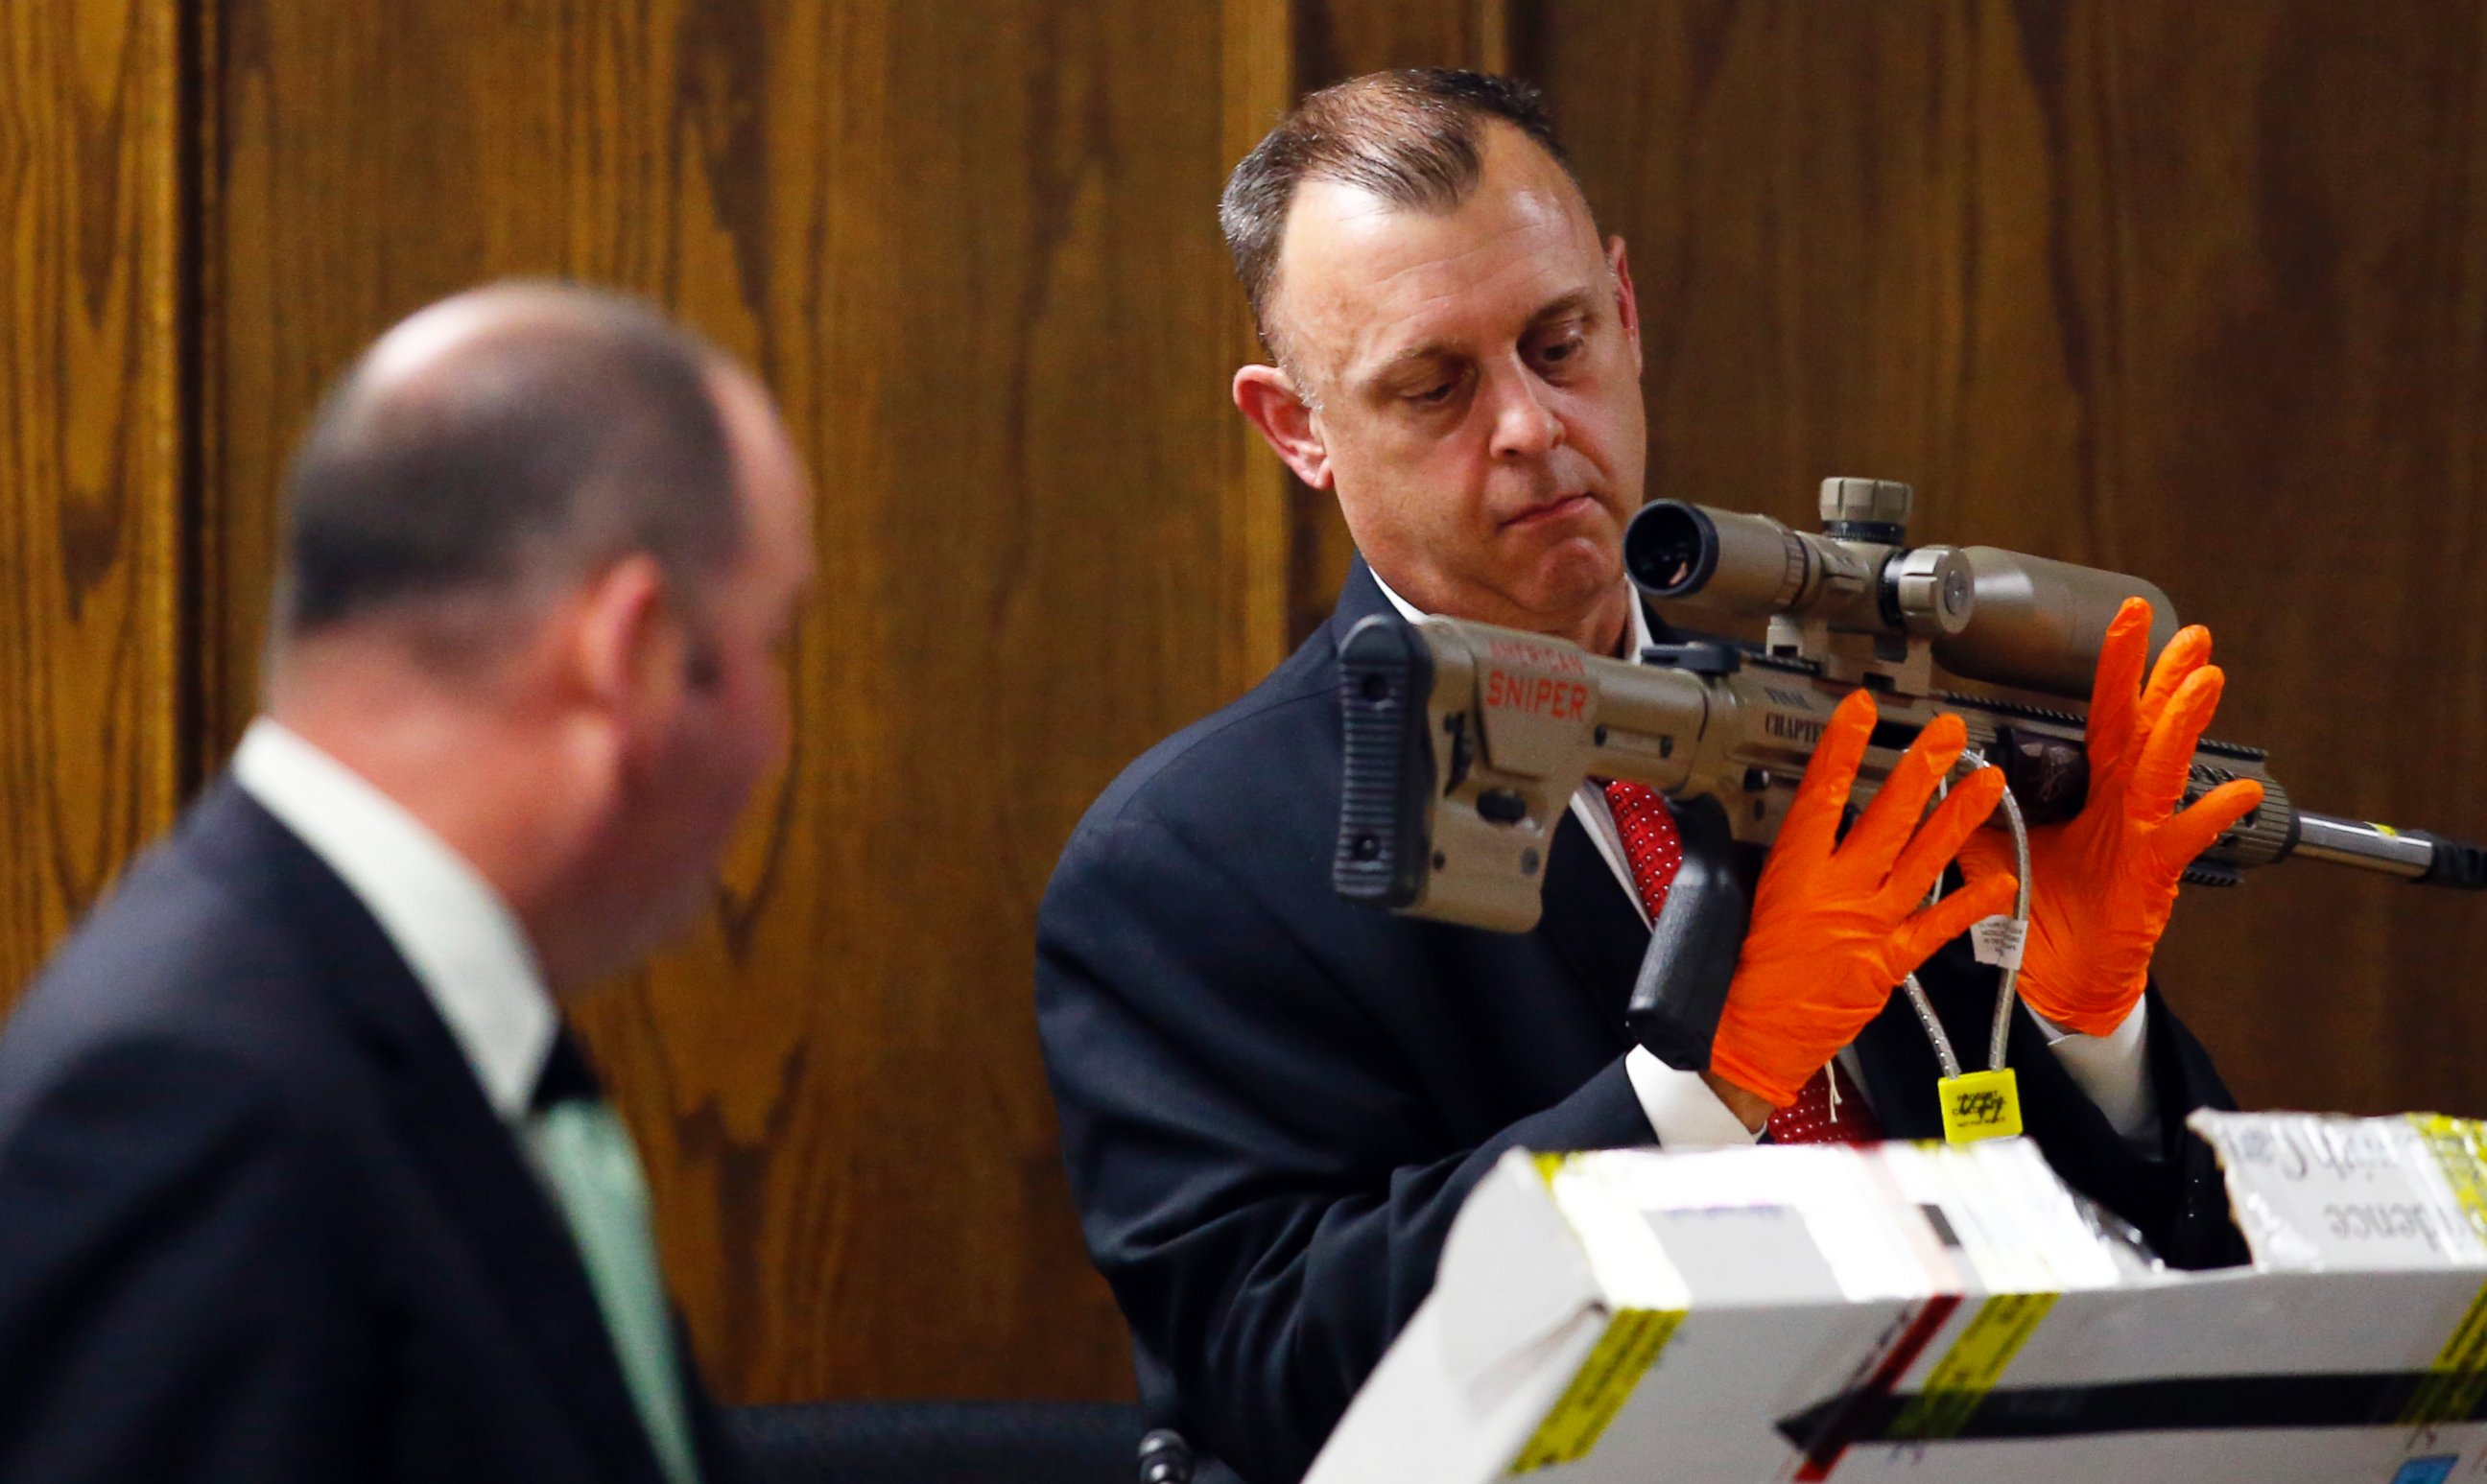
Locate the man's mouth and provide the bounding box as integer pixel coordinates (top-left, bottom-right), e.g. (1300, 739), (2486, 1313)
(1499, 493), (1599, 530)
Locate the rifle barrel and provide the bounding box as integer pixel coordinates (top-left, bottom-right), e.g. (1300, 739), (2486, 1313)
(2292, 813), (2450, 881)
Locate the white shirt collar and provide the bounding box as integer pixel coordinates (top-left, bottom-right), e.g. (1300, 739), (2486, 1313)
(232, 718), (557, 1122)
(1366, 568), (1655, 661)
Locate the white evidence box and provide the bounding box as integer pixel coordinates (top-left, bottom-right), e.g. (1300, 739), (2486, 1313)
(1304, 1115), (2487, 1484)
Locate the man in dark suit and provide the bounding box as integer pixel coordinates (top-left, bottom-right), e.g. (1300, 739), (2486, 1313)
(0, 283), (813, 1482)
(1037, 71), (2260, 1484)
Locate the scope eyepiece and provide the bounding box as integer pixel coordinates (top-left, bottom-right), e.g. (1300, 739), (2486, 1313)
(1624, 500), (1817, 617)
(1622, 502), (1719, 598)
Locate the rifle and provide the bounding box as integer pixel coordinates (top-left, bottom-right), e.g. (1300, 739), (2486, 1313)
(1331, 479), (2487, 1072)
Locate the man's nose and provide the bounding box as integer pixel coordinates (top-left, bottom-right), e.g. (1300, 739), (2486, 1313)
(1483, 363), (1564, 459)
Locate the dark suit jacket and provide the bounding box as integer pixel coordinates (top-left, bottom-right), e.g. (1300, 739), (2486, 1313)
(1036, 560), (2247, 1484)
(0, 780), (745, 1484)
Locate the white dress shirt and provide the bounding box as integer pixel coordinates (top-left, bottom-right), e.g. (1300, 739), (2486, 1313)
(232, 718), (557, 1123)
(1363, 574), (2158, 1149)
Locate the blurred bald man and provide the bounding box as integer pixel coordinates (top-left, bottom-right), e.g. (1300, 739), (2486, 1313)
(0, 284), (811, 1484)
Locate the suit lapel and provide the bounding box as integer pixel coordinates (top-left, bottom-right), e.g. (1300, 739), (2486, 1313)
(1533, 812), (1650, 1029)
(193, 784), (669, 1484)
(375, 1056), (666, 1484)
(1324, 555), (1395, 641)
(1851, 993), (1944, 1140)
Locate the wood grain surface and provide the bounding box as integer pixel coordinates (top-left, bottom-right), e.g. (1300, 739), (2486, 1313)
(1532, 0), (2487, 1116)
(0, 0), (185, 999)
(206, 0), (1260, 1403)
(1222, 0), (1299, 693)
(10, 0), (2487, 1415)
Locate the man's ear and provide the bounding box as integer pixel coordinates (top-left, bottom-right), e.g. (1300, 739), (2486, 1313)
(1607, 235), (1644, 377)
(1233, 365), (1334, 489)
(570, 554), (686, 756)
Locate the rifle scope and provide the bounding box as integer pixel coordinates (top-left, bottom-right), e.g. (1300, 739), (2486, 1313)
(1623, 479), (2176, 699)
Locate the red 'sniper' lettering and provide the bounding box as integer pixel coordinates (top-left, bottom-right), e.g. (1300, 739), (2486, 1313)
(1483, 669), (1590, 721)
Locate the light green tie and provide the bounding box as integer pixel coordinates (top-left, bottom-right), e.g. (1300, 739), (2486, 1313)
(525, 1099), (702, 1484)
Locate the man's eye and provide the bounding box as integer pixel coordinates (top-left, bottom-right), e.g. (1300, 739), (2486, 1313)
(1409, 380), (1458, 406)
(1536, 334), (1585, 366)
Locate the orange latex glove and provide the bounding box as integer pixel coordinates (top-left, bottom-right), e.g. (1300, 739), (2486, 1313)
(1709, 692), (2019, 1109)
(1957, 598), (2264, 1037)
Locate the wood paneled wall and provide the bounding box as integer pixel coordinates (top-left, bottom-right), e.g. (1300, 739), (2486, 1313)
(0, 1), (186, 999)
(1530, 0), (2487, 1118)
(8, 0), (2487, 1410)
(206, 0), (1285, 1404)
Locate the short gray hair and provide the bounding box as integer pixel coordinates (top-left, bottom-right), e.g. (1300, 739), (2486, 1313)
(1219, 69), (1580, 365)
(278, 283), (742, 653)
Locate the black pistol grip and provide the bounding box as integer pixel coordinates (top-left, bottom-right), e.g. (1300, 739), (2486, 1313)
(1990, 725), (2090, 827)
(1625, 793), (1752, 1072)
(1334, 615), (1437, 910)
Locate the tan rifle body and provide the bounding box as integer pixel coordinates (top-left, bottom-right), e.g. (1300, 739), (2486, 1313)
(1335, 615), (2292, 937)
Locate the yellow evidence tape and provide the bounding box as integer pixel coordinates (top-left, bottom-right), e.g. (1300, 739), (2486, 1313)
(1507, 1307), (1686, 1472)
(1888, 1292), (2059, 1441)
(2402, 1116), (2487, 1425)
(1510, 1153), (1688, 1472)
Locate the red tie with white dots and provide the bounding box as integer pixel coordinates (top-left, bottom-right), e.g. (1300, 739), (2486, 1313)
(1601, 780), (1880, 1144)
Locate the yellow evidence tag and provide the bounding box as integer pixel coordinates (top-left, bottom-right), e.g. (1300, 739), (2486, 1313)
(1938, 1068), (2024, 1144)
